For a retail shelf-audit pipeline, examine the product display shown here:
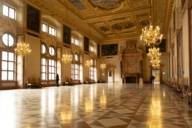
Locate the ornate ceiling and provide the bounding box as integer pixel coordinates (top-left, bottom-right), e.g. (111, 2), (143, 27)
(27, 0), (174, 42)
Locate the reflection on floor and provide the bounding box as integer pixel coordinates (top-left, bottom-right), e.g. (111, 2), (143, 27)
(0, 83), (192, 128)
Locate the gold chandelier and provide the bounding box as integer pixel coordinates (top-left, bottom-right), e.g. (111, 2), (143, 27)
(147, 47), (161, 69)
(61, 53), (72, 64)
(150, 59), (161, 69)
(147, 47), (161, 59)
(14, 42), (32, 56)
(140, 25), (163, 46)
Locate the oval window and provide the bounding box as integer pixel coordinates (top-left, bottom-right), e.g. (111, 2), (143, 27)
(41, 44), (46, 54)
(49, 46), (55, 56)
(2, 33), (14, 47)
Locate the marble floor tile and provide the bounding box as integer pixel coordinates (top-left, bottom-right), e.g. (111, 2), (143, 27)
(97, 118), (128, 127)
(0, 83), (191, 128)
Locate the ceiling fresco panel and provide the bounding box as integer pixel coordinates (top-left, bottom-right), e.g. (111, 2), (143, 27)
(28, 0), (174, 40)
(68, 0), (86, 10)
(89, 0), (124, 10)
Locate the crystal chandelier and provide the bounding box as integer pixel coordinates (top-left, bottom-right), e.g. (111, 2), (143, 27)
(14, 42), (32, 56)
(140, 25), (163, 46)
(147, 47), (161, 69)
(61, 53), (72, 64)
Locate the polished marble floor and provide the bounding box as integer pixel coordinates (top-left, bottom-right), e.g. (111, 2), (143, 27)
(0, 83), (192, 128)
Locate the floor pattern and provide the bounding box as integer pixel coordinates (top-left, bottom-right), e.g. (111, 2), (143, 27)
(0, 83), (191, 128)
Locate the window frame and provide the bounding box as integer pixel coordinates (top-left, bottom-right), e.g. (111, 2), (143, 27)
(40, 44), (57, 81)
(2, 4), (16, 20)
(41, 44), (47, 54)
(1, 33), (15, 47)
(71, 63), (80, 80)
(49, 46), (56, 56)
(48, 59), (56, 80)
(41, 58), (47, 81)
(41, 22), (57, 36)
(1, 51), (16, 81)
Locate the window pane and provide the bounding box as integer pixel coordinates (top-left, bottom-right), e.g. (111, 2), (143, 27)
(53, 29), (56, 36)
(49, 60), (51, 65)
(52, 74), (55, 80)
(49, 74), (52, 80)
(42, 66), (46, 72)
(52, 67), (55, 73)
(8, 71), (14, 80)
(3, 5), (8, 16)
(42, 73), (46, 80)
(48, 27), (52, 34)
(75, 54), (78, 61)
(51, 60), (54, 65)
(42, 58), (46, 65)
(8, 52), (14, 61)
(8, 35), (14, 46)
(9, 8), (15, 19)
(2, 71), (7, 80)
(2, 34), (8, 46)
(49, 47), (55, 56)
(75, 75), (79, 80)
(2, 61), (7, 70)
(41, 44), (46, 54)
(74, 69), (78, 74)
(42, 24), (48, 32)
(74, 64), (77, 69)
(50, 67), (52, 73)
(8, 62), (14, 71)
(2, 51), (8, 60)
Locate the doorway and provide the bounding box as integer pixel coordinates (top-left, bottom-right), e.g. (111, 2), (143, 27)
(107, 69), (114, 83)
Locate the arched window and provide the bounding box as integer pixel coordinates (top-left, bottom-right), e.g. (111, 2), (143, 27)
(1, 33), (16, 81)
